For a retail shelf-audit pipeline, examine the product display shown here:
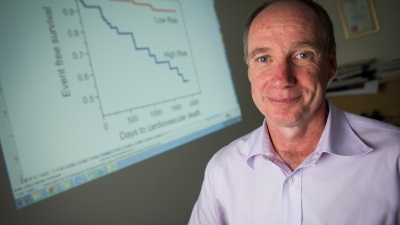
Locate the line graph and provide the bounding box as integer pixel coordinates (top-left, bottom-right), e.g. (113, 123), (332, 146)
(111, 0), (177, 13)
(78, 0), (199, 115)
(79, 0), (189, 83)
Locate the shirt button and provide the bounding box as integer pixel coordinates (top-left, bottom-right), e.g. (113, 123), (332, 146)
(289, 177), (295, 185)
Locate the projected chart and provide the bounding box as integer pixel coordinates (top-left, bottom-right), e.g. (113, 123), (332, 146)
(0, 0), (241, 209)
(79, 0), (200, 115)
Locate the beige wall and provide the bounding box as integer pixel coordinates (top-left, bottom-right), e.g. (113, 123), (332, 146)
(318, 0), (400, 65)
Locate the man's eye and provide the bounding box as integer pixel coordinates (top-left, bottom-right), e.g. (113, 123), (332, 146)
(296, 52), (309, 59)
(257, 56), (268, 62)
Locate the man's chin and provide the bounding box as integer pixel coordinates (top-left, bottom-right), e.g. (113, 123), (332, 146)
(265, 113), (302, 128)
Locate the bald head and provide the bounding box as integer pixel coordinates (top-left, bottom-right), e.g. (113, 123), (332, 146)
(243, 0), (336, 64)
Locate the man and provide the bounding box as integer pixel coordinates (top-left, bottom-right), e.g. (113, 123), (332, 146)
(188, 0), (400, 224)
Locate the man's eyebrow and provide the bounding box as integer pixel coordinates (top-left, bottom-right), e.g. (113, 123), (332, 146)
(248, 47), (271, 60)
(292, 41), (320, 49)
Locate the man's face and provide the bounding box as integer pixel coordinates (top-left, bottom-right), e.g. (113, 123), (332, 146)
(246, 1), (336, 128)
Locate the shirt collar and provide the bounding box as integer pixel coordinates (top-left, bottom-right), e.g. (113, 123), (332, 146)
(322, 101), (372, 156)
(246, 120), (273, 168)
(246, 101), (373, 168)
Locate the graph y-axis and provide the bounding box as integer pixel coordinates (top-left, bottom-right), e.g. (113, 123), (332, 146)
(75, 0), (107, 120)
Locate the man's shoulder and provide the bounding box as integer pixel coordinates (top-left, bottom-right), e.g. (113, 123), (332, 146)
(212, 126), (263, 163)
(343, 111), (400, 147)
(344, 111), (400, 133)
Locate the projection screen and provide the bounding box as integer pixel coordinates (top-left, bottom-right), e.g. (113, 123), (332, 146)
(0, 0), (241, 209)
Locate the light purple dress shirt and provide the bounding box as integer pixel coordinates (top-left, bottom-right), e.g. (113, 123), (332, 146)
(188, 102), (400, 225)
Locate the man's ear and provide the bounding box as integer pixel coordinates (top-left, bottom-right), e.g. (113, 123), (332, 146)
(328, 52), (337, 80)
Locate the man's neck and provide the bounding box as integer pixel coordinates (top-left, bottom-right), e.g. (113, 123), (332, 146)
(267, 104), (329, 171)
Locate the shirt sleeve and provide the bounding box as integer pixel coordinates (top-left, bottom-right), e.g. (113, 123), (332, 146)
(188, 155), (226, 225)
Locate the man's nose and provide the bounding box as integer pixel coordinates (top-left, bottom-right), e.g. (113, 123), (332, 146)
(271, 60), (296, 89)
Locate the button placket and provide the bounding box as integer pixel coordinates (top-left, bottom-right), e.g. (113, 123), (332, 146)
(283, 170), (303, 225)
